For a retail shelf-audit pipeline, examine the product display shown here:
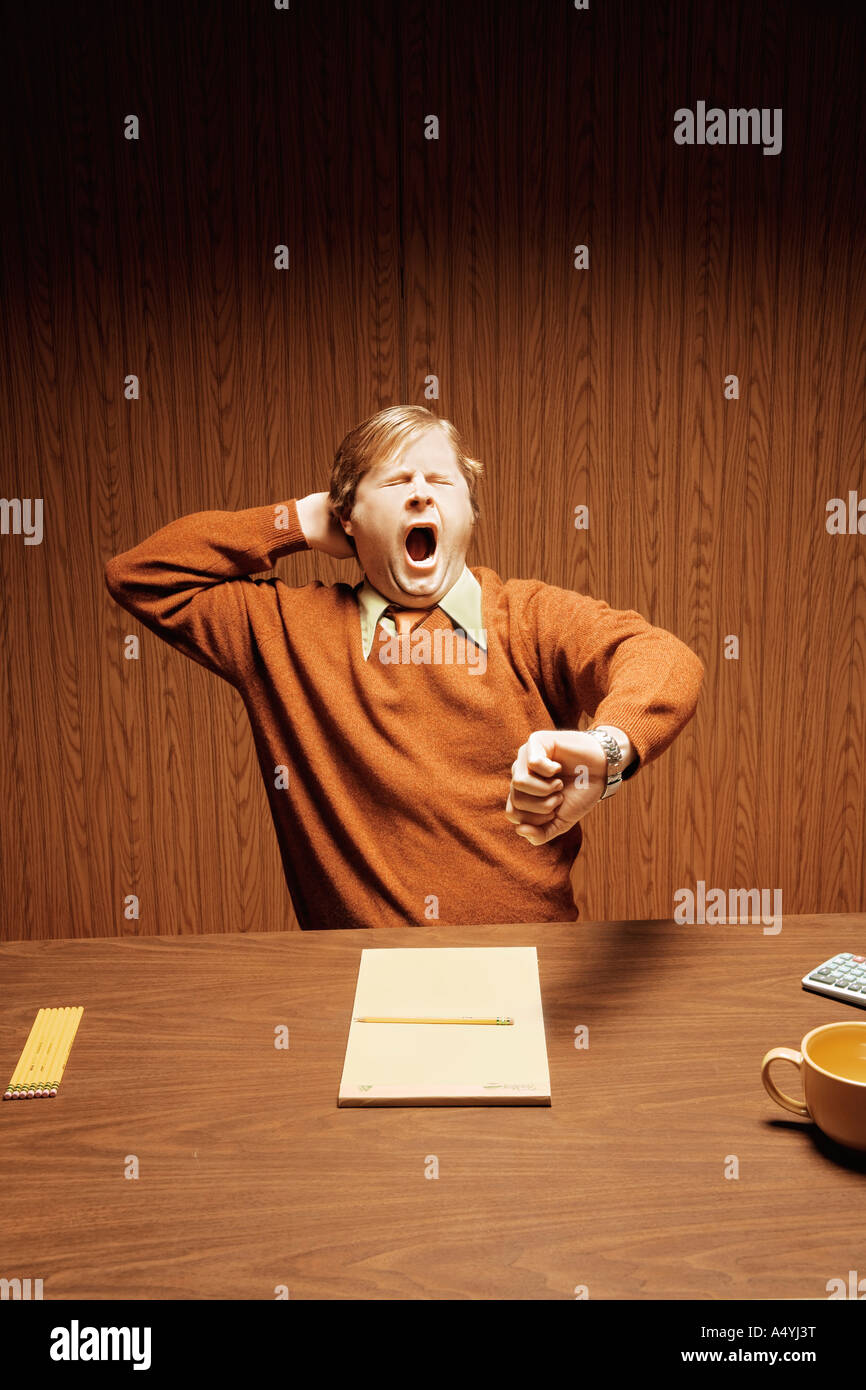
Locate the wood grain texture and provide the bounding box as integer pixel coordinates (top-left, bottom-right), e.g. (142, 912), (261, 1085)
(1, 916), (865, 1299)
(0, 0), (864, 940)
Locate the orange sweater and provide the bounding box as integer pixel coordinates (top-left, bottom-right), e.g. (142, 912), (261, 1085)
(104, 499), (704, 930)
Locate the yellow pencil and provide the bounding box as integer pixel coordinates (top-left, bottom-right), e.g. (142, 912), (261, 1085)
(47, 1007), (80, 1096)
(48, 1007), (83, 1096)
(30, 1008), (56, 1097)
(355, 1016), (514, 1025)
(4, 1009), (47, 1100)
(36, 1008), (68, 1097)
(21, 1010), (55, 1098)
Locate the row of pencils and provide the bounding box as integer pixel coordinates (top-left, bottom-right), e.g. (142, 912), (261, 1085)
(4, 1006), (84, 1099)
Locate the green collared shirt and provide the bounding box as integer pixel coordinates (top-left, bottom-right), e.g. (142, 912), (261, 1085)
(355, 564), (488, 661)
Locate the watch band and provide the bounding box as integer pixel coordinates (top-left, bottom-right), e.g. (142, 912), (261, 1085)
(585, 727), (625, 800)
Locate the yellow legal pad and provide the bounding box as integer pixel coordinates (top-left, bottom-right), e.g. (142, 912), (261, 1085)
(338, 947), (551, 1107)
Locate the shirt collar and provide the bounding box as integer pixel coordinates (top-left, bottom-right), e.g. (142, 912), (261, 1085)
(356, 564), (486, 660)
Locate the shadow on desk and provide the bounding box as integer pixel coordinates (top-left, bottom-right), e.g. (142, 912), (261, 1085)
(766, 1118), (866, 1173)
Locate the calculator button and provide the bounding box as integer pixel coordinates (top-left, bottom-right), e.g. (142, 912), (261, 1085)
(841, 953), (853, 959)
(852, 956), (866, 963)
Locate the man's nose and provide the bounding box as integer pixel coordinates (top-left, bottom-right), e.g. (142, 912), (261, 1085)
(407, 474), (432, 502)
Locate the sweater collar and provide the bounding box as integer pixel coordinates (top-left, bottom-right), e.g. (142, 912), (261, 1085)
(356, 564), (486, 660)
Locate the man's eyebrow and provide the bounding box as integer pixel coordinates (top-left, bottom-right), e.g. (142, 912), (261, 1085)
(382, 465), (452, 478)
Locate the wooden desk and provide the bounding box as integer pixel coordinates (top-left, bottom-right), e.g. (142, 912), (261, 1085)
(2, 915), (865, 1300)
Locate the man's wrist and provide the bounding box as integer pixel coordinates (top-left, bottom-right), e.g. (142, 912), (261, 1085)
(298, 492), (341, 552)
(589, 725), (636, 772)
(294, 494), (319, 549)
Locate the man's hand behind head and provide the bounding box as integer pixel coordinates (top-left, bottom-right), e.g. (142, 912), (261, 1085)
(296, 492), (357, 559)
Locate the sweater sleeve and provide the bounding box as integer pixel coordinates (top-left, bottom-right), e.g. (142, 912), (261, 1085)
(104, 499), (309, 686)
(515, 580), (705, 780)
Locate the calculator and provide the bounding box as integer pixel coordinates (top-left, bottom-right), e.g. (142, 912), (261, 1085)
(801, 953), (866, 1008)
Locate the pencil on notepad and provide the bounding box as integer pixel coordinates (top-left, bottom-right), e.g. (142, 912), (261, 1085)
(3, 1007), (84, 1099)
(355, 1016), (514, 1025)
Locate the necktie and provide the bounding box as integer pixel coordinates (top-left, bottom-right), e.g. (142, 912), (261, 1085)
(384, 604), (435, 637)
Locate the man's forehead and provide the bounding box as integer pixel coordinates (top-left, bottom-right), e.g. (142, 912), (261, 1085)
(369, 436), (459, 477)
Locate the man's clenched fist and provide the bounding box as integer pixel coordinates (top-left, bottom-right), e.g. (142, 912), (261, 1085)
(505, 730), (609, 846)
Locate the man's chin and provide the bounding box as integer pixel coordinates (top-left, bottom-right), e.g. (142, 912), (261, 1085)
(375, 552), (455, 604)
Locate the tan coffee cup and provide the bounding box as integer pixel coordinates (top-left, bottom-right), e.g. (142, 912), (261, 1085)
(762, 1022), (866, 1150)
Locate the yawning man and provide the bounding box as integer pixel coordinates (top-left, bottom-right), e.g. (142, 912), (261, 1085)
(104, 405), (705, 930)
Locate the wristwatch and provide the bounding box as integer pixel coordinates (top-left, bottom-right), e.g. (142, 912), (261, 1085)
(585, 727), (625, 800)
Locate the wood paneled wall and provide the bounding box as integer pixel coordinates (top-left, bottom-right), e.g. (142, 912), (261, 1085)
(1, 0), (864, 940)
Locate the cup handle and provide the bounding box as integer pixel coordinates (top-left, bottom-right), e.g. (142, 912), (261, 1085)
(761, 1047), (810, 1117)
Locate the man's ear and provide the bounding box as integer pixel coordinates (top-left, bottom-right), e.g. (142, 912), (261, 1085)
(338, 511), (358, 553)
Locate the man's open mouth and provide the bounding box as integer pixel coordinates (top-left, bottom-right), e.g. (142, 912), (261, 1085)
(404, 524), (438, 563)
